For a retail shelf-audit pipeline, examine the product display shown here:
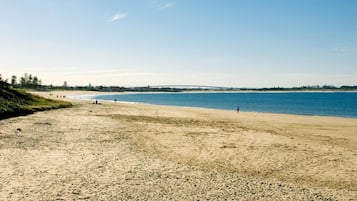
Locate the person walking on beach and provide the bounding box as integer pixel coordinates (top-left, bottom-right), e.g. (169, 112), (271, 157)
(237, 106), (240, 113)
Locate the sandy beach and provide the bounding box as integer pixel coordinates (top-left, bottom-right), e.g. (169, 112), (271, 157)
(0, 91), (356, 200)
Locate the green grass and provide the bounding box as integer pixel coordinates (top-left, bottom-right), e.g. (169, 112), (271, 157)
(0, 84), (72, 120)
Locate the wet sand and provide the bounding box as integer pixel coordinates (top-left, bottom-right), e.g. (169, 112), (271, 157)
(0, 91), (356, 200)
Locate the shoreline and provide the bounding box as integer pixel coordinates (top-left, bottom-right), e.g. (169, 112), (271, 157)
(67, 90), (357, 120)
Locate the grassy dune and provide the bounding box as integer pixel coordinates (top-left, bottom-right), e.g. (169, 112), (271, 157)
(0, 84), (71, 119)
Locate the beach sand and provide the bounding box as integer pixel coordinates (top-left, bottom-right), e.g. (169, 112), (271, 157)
(0, 91), (356, 200)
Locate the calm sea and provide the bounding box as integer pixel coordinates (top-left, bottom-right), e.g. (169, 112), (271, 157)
(93, 92), (357, 118)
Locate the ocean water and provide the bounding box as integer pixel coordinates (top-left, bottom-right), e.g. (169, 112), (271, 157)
(93, 92), (357, 118)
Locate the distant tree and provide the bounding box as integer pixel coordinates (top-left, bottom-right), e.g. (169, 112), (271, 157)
(0, 74), (10, 88)
(11, 75), (17, 86)
(17, 73), (40, 88)
(322, 85), (336, 89)
(32, 76), (39, 87)
(20, 76), (26, 88)
(0, 74), (7, 83)
(28, 74), (33, 85)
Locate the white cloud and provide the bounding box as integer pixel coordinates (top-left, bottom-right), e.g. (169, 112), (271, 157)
(156, 2), (176, 10)
(109, 12), (128, 22)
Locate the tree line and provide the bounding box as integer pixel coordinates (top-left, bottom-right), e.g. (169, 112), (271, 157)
(0, 73), (42, 89)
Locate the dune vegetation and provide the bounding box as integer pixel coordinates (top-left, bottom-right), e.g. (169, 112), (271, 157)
(0, 81), (71, 120)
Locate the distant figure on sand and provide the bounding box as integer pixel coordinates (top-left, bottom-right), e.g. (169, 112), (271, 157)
(237, 106), (240, 113)
(95, 100), (98, 104)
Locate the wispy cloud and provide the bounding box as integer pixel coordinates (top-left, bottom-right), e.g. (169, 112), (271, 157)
(154, 1), (176, 10)
(331, 47), (357, 53)
(159, 2), (176, 10)
(109, 12), (128, 22)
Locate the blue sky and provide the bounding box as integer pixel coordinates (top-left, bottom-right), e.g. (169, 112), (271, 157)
(1, 0), (356, 87)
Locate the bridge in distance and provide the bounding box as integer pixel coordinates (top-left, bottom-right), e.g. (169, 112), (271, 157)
(148, 85), (237, 90)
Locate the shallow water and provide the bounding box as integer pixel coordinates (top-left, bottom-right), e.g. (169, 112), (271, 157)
(93, 92), (357, 118)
